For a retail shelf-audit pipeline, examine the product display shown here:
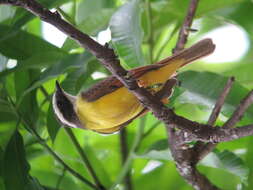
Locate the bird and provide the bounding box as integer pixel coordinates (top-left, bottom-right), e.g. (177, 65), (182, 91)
(53, 38), (215, 134)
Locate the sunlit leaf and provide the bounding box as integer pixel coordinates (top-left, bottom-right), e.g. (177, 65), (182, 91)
(110, 0), (145, 68)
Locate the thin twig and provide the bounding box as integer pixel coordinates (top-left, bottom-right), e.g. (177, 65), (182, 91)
(193, 77), (235, 162)
(208, 77), (235, 126)
(64, 128), (106, 190)
(146, 0), (154, 64)
(223, 90), (253, 128)
(173, 0), (199, 52)
(119, 129), (133, 190)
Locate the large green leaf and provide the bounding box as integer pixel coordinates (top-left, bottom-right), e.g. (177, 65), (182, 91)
(0, 25), (64, 60)
(3, 131), (44, 190)
(201, 150), (249, 183)
(178, 71), (253, 124)
(78, 9), (114, 36)
(76, 0), (115, 24)
(110, 0), (145, 68)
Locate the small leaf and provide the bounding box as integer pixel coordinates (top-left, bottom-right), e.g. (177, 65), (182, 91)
(110, 0), (145, 68)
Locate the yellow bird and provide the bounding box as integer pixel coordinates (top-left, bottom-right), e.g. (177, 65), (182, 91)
(53, 39), (215, 134)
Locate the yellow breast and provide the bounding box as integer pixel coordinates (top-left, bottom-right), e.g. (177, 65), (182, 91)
(76, 87), (144, 132)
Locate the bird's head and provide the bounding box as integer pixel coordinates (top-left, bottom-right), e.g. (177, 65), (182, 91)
(52, 81), (83, 128)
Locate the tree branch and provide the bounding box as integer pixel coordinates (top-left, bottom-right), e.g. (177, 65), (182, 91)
(193, 76), (235, 162)
(173, 0), (199, 52)
(223, 90), (253, 128)
(168, 127), (220, 190)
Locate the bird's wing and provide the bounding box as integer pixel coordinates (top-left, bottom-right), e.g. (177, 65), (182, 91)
(81, 64), (161, 102)
(81, 38), (215, 102)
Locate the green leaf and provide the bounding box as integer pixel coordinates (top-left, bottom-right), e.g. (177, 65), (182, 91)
(14, 70), (39, 127)
(3, 131), (44, 190)
(47, 104), (61, 142)
(0, 5), (16, 23)
(0, 25), (64, 60)
(76, 0), (115, 24)
(110, 0), (145, 68)
(135, 139), (172, 161)
(201, 150), (249, 183)
(178, 71), (253, 124)
(23, 52), (93, 96)
(78, 9), (114, 36)
(0, 122), (16, 151)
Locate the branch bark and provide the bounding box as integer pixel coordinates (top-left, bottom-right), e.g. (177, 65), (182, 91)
(174, 0), (199, 52)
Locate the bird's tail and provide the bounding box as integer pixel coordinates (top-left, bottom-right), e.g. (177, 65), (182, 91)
(157, 38), (215, 67)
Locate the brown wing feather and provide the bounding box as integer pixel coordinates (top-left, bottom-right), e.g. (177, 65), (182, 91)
(81, 64), (161, 102)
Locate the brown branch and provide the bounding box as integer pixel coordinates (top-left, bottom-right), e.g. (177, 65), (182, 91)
(119, 129), (133, 190)
(167, 127), (220, 190)
(193, 77), (235, 162)
(173, 0), (199, 52)
(168, 0), (219, 189)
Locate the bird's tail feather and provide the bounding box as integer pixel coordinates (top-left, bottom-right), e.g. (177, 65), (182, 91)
(157, 38), (216, 67)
